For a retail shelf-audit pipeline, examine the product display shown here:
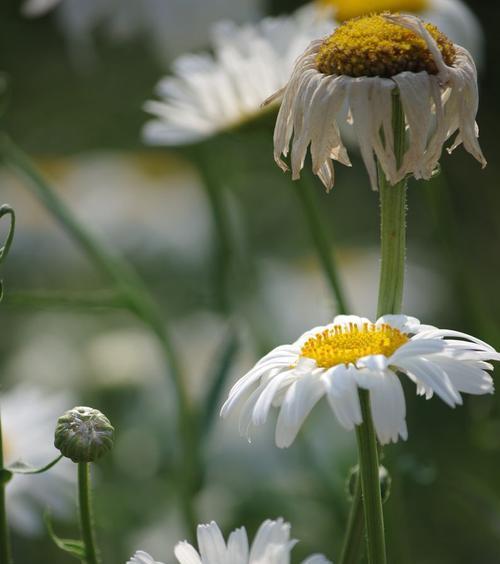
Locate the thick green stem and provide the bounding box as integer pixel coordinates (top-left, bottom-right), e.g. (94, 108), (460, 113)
(0, 135), (198, 538)
(0, 414), (12, 564)
(293, 174), (348, 314)
(339, 94), (407, 564)
(355, 391), (387, 564)
(377, 94), (407, 318)
(78, 463), (99, 564)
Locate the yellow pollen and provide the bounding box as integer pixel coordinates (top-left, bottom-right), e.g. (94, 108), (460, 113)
(318, 0), (429, 22)
(316, 14), (456, 78)
(300, 322), (409, 368)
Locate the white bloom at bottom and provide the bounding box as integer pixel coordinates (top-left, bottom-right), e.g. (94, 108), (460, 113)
(128, 519), (331, 564)
(221, 315), (498, 447)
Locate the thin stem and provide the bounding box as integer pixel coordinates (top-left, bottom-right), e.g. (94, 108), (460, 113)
(339, 94), (407, 564)
(78, 463), (99, 564)
(292, 174), (349, 314)
(338, 474), (364, 564)
(0, 413), (13, 564)
(0, 135), (198, 538)
(355, 391), (387, 564)
(193, 147), (233, 315)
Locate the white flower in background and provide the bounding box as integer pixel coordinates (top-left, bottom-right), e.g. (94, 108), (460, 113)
(221, 314), (498, 447)
(305, 0), (483, 62)
(128, 518), (331, 564)
(272, 13), (485, 191)
(1, 385), (75, 535)
(142, 12), (333, 146)
(23, 0), (264, 66)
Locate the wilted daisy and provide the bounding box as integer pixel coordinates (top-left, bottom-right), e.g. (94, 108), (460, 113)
(1, 385), (74, 534)
(221, 315), (498, 447)
(127, 518), (330, 564)
(306, 0), (483, 60)
(143, 12), (332, 146)
(272, 13), (486, 191)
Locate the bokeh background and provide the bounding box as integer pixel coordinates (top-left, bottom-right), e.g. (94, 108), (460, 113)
(1, 0), (500, 562)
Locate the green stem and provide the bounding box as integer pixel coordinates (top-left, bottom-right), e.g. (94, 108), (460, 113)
(292, 174), (348, 314)
(0, 413), (13, 564)
(78, 463), (99, 564)
(338, 473), (364, 564)
(339, 94), (407, 564)
(0, 135), (198, 538)
(355, 391), (387, 564)
(193, 147), (233, 315)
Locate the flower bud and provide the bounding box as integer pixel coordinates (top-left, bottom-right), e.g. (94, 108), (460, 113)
(54, 406), (114, 463)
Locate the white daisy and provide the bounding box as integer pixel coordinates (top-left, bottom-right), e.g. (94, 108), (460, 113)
(142, 12), (333, 146)
(1, 385), (75, 535)
(304, 0), (483, 61)
(128, 518), (331, 564)
(221, 314), (498, 447)
(272, 13), (486, 192)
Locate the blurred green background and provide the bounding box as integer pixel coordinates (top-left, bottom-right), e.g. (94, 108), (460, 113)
(1, 0), (500, 563)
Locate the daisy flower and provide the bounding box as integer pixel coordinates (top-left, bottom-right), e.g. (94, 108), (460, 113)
(127, 518), (330, 564)
(221, 315), (498, 447)
(272, 13), (486, 191)
(142, 12), (332, 146)
(306, 0), (483, 61)
(1, 385), (75, 535)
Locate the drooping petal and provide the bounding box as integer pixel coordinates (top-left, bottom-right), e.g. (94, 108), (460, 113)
(174, 542), (203, 564)
(322, 365), (362, 430)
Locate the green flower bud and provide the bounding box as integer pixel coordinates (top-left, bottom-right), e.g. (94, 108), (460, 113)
(54, 406), (114, 463)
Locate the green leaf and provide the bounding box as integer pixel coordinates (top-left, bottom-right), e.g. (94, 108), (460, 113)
(44, 512), (86, 561)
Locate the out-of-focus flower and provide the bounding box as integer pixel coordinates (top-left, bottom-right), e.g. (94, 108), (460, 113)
(142, 12), (332, 146)
(1, 385), (74, 535)
(306, 0), (483, 61)
(128, 518), (331, 564)
(272, 13), (485, 191)
(23, 0), (264, 66)
(221, 314), (498, 447)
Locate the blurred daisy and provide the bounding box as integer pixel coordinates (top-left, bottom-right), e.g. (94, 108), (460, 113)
(142, 12), (332, 146)
(221, 315), (498, 447)
(128, 518), (330, 564)
(272, 13), (485, 191)
(1, 385), (74, 535)
(306, 0), (483, 61)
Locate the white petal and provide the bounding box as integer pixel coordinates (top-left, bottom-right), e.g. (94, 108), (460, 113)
(430, 356), (494, 395)
(274, 373), (325, 448)
(322, 365), (362, 431)
(389, 339), (445, 363)
(174, 542), (202, 564)
(375, 315), (421, 334)
(301, 556), (332, 564)
(366, 370), (408, 445)
(197, 522), (228, 564)
(249, 519), (291, 562)
(127, 551), (164, 564)
(227, 527), (249, 564)
(252, 370), (298, 426)
(397, 357), (462, 407)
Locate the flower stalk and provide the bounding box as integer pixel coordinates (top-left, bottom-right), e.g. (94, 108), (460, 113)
(340, 93), (407, 564)
(78, 463), (99, 564)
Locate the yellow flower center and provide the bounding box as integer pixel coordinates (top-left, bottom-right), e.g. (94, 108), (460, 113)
(316, 14), (456, 78)
(318, 0), (429, 22)
(300, 322), (409, 368)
